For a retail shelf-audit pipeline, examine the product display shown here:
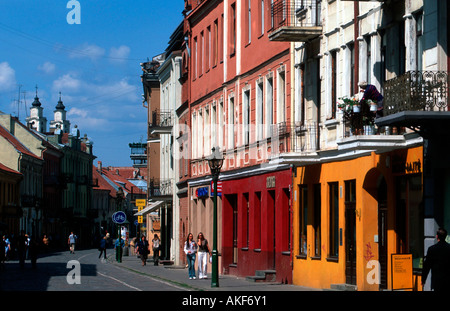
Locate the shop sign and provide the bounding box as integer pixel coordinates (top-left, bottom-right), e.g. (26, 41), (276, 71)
(266, 176), (276, 188)
(391, 253), (413, 290)
(196, 187), (209, 198)
(392, 157), (422, 175)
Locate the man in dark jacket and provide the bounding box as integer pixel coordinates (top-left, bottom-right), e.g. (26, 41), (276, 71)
(422, 228), (450, 291)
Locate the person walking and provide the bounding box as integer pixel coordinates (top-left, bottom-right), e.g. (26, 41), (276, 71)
(28, 236), (39, 269)
(184, 233), (197, 279)
(422, 228), (450, 291)
(2, 235), (10, 262)
(136, 235), (150, 266)
(0, 236), (6, 269)
(17, 230), (27, 268)
(152, 234), (160, 266)
(197, 232), (211, 279)
(68, 232), (77, 254)
(98, 236), (107, 260)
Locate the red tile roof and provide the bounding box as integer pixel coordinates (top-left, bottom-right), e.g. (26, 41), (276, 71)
(0, 124), (41, 160)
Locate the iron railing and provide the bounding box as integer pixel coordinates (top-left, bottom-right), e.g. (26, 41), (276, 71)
(148, 178), (173, 197)
(271, 0), (322, 29)
(384, 71), (449, 116)
(150, 109), (173, 128)
(272, 122), (319, 154)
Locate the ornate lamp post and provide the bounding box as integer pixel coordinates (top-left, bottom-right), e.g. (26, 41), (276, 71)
(115, 187), (124, 263)
(207, 147), (223, 287)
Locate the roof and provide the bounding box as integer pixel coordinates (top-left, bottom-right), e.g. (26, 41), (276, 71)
(92, 165), (147, 198)
(0, 124), (41, 160)
(0, 162), (22, 176)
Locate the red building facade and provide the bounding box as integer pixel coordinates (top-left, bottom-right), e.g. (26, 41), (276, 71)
(182, 0), (292, 282)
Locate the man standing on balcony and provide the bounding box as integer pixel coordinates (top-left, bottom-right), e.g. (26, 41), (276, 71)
(359, 81), (384, 117)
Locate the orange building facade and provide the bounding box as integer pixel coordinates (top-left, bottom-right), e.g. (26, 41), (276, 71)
(292, 144), (424, 290)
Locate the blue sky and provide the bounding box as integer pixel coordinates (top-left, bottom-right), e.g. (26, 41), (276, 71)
(0, 0), (184, 166)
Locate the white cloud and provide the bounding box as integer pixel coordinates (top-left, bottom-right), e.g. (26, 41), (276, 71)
(67, 107), (88, 118)
(52, 74), (81, 92)
(68, 43), (105, 60)
(0, 62), (16, 91)
(109, 45), (130, 63)
(38, 61), (56, 74)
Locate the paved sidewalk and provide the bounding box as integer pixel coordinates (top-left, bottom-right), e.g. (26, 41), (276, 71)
(109, 252), (321, 291)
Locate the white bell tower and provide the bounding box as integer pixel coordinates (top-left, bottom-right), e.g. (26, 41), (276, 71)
(50, 92), (70, 133)
(26, 86), (47, 133)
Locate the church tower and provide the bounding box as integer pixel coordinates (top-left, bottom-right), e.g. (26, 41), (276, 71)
(50, 92), (70, 133)
(26, 86), (47, 133)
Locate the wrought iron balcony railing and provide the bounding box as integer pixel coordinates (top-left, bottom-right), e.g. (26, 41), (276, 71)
(384, 71), (449, 117)
(269, 0), (322, 42)
(149, 109), (173, 134)
(148, 178), (173, 198)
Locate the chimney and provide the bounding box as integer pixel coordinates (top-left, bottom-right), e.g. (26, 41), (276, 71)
(116, 169), (120, 175)
(98, 161), (102, 172)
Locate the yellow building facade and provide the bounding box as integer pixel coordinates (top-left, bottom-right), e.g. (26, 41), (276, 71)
(292, 145), (423, 291)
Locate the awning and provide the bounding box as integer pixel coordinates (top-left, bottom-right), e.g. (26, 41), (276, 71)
(134, 201), (163, 216)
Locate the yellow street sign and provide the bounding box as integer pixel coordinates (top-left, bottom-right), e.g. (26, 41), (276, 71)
(136, 199), (146, 206)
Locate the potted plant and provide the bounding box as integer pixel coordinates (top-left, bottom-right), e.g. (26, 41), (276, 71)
(368, 99), (378, 112)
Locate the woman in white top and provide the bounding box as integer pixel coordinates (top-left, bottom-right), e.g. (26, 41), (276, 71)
(197, 232), (211, 279)
(184, 233), (197, 279)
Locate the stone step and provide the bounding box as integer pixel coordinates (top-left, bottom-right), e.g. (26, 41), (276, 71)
(330, 283), (357, 291)
(246, 270), (277, 282)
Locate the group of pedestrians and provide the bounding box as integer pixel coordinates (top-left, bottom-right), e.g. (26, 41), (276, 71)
(184, 232), (211, 280)
(135, 234), (160, 266)
(0, 230), (40, 269)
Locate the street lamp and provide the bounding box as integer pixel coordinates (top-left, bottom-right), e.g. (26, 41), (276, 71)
(116, 187), (124, 263)
(207, 146), (223, 287)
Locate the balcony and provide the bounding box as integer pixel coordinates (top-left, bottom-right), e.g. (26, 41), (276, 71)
(148, 178), (173, 200)
(269, 0), (322, 42)
(149, 109), (173, 135)
(376, 71), (450, 135)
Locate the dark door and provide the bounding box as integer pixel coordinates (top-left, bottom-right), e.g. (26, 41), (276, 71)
(345, 180), (357, 285)
(268, 190), (276, 269)
(378, 178), (388, 290)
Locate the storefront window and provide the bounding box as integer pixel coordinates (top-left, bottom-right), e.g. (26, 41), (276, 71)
(396, 174), (423, 269)
(299, 185), (308, 256)
(329, 182), (339, 258)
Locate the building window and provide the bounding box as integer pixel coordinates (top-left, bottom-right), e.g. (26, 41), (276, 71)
(328, 182), (339, 258)
(214, 19), (219, 67)
(260, 0), (265, 36)
(228, 96), (235, 149)
(349, 43), (355, 95)
(299, 185), (308, 256)
(277, 67), (286, 125)
(207, 26), (211, 71)
(247, 0), (252, 44)
(194, 37), (198, 79)
(331, 50), (337, 119)
(256, 79), (264, 141)
(365, 36), (372, 85)
(265, 75), (273, 137)
(415, 11), (423, 72)
(313, 183), (321, 257)
(243, 88), (250, 146)
(230, 2), (236, 56)
(200, 31), (204, 76)
(254, 192), (262, 249)
(219, 100), (224, 149)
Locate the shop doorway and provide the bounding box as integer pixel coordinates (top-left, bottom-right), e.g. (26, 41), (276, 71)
(378, 178), (388, 290)
(345, 180), (357, 285)
(268, 190), (276, 269)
